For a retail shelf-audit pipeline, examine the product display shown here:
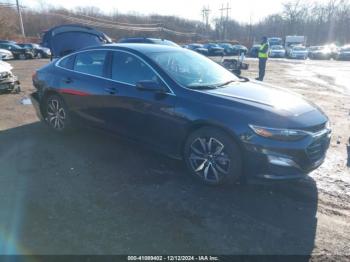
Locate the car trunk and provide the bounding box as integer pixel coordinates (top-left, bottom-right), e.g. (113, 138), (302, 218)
(41, 24), (112, 58)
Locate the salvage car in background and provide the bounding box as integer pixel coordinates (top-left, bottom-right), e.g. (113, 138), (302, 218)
(269, 45), (286, 58)
(336, 45), (350, 60)
(203, 43), (225, 56)
(0, 49), (14, 60)
(31, 25), (331, 185)
(0, 43), (34, 60)
(0, 61), (20, 93)
(288, 46), (308, 59)
(248, 45), (260, 58)
(308, 46), (332, 60)
(184, 44), (209, 55)
(18, 43), (51, 58)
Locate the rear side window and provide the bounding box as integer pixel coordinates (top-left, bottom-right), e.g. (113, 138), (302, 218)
(73, 50), (108, 77)
(111, 51), (158, 85)
(58, 55), (75, 70)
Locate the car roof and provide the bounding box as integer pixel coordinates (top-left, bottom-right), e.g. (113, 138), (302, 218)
(82, 43), (181, 54)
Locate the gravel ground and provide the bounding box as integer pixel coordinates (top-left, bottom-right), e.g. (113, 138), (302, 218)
(0, 58), (349, 256)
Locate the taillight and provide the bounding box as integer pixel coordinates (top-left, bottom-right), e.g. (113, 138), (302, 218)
(32, 72), (37, 81)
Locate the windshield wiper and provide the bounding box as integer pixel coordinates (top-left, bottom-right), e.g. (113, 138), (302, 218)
(187, 85), (218, 90)
(217, 80), (238, 87)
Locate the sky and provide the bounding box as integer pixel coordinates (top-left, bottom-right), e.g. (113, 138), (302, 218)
(20, 0), (327, 24)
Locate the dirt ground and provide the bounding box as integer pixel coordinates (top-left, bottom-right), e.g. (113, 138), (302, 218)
(0, 58), (349, 257)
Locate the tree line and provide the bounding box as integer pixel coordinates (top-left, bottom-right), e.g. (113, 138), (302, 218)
(0, 0), (349, 46)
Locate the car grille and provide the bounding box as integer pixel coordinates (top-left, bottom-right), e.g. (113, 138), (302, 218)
(306, 133), (329, 162)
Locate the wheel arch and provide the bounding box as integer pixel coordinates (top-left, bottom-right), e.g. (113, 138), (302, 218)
(181, 120), (244, 157)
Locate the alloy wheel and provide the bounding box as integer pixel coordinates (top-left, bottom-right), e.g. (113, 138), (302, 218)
(46, 99), (66, 130)
(189, 137), (231, 183)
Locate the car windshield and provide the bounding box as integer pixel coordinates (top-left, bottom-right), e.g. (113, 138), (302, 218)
(271, 45), (283, 50)
(148, 50), (239, 88)
(293, 47), (306, 51)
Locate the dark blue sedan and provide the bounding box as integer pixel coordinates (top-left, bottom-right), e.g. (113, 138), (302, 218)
(31, 25), (331, 185)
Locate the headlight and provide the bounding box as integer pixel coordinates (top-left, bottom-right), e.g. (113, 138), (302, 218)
(249, 125), (309, 141)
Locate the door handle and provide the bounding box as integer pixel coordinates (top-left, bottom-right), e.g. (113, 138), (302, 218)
(64, 77), (73, 84)
(105, 87), (118, 94)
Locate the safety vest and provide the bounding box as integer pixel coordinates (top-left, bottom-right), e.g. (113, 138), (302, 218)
(258, 43), (269, 58)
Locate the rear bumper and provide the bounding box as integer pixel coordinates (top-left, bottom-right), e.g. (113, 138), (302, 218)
(30, 91), (44, 120)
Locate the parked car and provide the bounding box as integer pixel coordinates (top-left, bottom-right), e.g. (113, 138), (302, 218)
(218, 43), (234, 55)
(31, 25), (331, 185)
(336, 45), (350, 60)
(288, 46), (308, 59)
(0, 43), (34, 60)
(248, 45), (260, 58)
(119, 37), (180, 47)
(203, 43), (225, 56)
(0, 61), (20, 93)
(0, 48), (14, 60)
(269, 45), (286, 58)
(18, 43), (51, 58)
(0, 40), (16, 44)
(231, 44), (248, 55)
(308, 46), (332, 60)
(185, 44), (209, 55)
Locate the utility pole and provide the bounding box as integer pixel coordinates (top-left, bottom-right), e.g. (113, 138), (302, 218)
(219, 3), (230, 40)
(16, 0), (25, 39)
(201, 6), (211, 31)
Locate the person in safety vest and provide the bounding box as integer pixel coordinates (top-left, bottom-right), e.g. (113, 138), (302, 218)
(256, 36), (269, 81)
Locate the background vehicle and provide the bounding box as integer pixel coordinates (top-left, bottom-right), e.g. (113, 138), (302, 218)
(288, 46), (308, 59)
(185, 43), (209, 55)
(248, 44), (260, 58)
(0, 43), (34, 60)
(218, 43), (235, 55)
(268, 37), (283, 46)
(203, 43), (225, 56)
(119, 37), (179, 47)
(308, 46), (332, 60)
(336, 45), (350, 60)
(31, 25), (331, 185)
(0, 40), (16, 44)
(0, 49), (14, 60)
(285, 36), (306, 56)
(18, 43), (51, 58)
(269, 45), (286, 58)
(0, 61), (20, 93)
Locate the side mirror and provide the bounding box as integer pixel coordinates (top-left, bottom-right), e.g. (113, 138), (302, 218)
(136, 80), (165, 93)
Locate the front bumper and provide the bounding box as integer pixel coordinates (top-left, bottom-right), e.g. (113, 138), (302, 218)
(0, 74), (20, 91)
(242, 129), (331, 180)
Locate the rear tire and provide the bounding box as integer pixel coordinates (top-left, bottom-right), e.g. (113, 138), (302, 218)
(184, 127), (242, 185)
(43, 94), (71, 133)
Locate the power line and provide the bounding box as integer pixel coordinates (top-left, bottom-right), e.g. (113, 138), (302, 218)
(219, 2), (231, 40)
(48, 13), (197, 37)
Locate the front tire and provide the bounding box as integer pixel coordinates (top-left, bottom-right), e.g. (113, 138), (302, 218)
(184, 127), (242, 185)
(44, 94), (71, 132)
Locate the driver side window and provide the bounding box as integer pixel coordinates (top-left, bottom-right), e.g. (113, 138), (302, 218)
(111, 51), (159, 85)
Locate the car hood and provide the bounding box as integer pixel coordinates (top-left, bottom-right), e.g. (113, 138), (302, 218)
(0, 49), (11, 54)
(206, 81), (317, 117)
(0, 61), (12, 73)
(41, 24), (112, 58)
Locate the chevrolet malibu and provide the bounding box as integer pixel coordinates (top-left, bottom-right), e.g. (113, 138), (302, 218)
(31, 25), (331, 185)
